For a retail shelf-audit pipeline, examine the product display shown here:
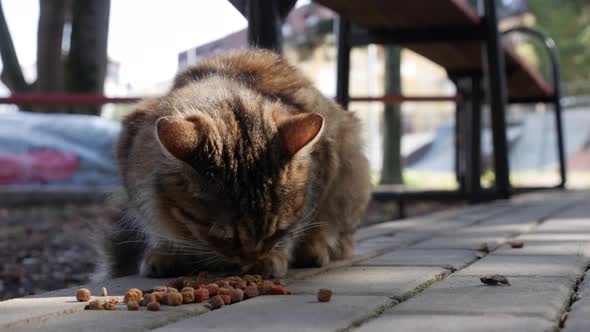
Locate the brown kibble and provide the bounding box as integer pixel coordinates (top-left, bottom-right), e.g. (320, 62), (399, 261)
(182, 290), (195, 304)
(153, 286), (167, 292)
(207, 284), (219, 296)
(274, 280), (286, 287)
(75, 288), (91, 302)
(102, 301), (117, 310)
(220, 294), (231, 305)
(268, 285), (287, 295)
(129, 288), (143, 299)
(244, 285), (259, 299)
(509, 241), (524, 249)
(87, 299), (103, 310)
(230, 288), (244, 303)
(234, 280), (248, 290)
(480, 274), (511, 286)
(124, 290), (140, 303)
(218, 287), (231, 296)
(260, 280), (274, 295)
(216, 280), (230, 288)
(142, 293), (157, 306)
(208, 295), (225, 309)
(181, 286), (195, 293)
(166, 292), (183, 306)
(100, 287), (108, 297)
(153, 291), (164, 302)
(477, 243), (490, 253)
(317, 288), (332, 302)
(243, 274), (261, 283)
(194, 288), (210, 303)
(108, 298), (119, 305)
(166, 287), (179, 293)
(127, 300), (140, 311)
(147, 301), (160, 311)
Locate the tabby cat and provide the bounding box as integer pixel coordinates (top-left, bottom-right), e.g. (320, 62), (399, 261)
(96, 49), (371, 279)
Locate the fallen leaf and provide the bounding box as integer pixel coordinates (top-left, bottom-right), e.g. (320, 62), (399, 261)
(480, 274), (510, 286)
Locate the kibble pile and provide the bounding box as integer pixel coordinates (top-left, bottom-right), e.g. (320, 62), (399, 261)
(74, 274), (323, 312)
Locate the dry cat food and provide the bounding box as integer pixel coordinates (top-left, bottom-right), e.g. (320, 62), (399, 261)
(194, 288), (210, 303)
(75, 288), (91, 302)
(100, 287), (108, 297)
(317, 288), (332, 302)
(480, 274), (511, 286)
(127, 300), (140, 311)
(208, 295), (225, 309)
(477, 243), (490, 253)
(76, 274), (291, 312)
(508, 241), (524, 249)
(147, 301), (160, 311)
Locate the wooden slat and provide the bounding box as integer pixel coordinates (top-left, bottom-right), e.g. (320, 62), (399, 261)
(315, 0), (555, 100)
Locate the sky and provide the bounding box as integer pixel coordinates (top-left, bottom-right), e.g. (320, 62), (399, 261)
(1, 1), (314, 93)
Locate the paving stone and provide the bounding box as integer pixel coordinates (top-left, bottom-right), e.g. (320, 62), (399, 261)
(353, 231), (433, 256)
(152, 295), (395, 332)
(454, 254), (588, 279)
(356, 313), (555, 332)
(516, 232), (590, 242)
(0, 297), (87, 331)
(563, 271), (590, 332)
(536, 217), (590, 233)
(494, 240), (590, 257)
(31, 275), (175, 298)
(390, 276), (574, 320)
(288, 266), (449, 299)
(8, 303), (209, 332)
(412, 231), (513, 250)
(576, 271), (590, 298)
(356, 249), (478, 271)
(564, 298), (590, 332)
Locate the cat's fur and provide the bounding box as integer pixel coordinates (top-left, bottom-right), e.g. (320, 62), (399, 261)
(96, 49), (371, 279)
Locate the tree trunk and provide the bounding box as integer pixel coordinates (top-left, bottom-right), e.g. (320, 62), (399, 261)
(380, 46), (403, 185)
(65, 0), (110, 115)
(36, 0), (67, 112)
(0, 1), (30, 93)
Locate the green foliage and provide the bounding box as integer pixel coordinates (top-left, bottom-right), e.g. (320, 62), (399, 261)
(528, 0), (590, 89)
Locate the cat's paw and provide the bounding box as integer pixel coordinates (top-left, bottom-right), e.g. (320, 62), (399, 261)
(292, 241), (330, 268)
(249, 253), (288, 278)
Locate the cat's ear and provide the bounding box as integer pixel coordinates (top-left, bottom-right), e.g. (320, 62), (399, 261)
(276, 113), (324, 157)
(155, 115), (206, 164)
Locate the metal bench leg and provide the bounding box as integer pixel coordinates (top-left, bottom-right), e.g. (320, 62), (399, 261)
(335, 17), (351, 109)
(246, 0), (284, 52)
(502, 27), (567, 188)
(548, 41), (567, 188)
(465, 75), (483, 203)
(482, 0), (510, 198)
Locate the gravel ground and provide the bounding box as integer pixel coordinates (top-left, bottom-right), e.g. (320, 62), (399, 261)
(0, 203), (117, 301)
(0, 199), (452, 301)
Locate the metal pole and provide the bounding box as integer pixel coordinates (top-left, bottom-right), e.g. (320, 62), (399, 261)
(482, 0), (510, 198)
(246, 0), (283, 53)
(502, 27), (567, 188)
(335, 16), (351, 109)
(466, 75), (483, 202)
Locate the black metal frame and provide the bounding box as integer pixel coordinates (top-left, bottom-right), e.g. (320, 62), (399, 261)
(231, 0), (566, 208)
(501, 26), (566, 188)
(335, 0), (565, 206)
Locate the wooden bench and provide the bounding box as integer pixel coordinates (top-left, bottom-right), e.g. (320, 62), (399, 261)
(313, 0), (566, 204)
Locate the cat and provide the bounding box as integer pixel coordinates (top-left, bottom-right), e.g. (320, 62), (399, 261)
(95, 49), (371, 279)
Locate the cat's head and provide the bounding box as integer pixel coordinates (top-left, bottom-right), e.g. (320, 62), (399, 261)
(150, 94), (324, 270)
